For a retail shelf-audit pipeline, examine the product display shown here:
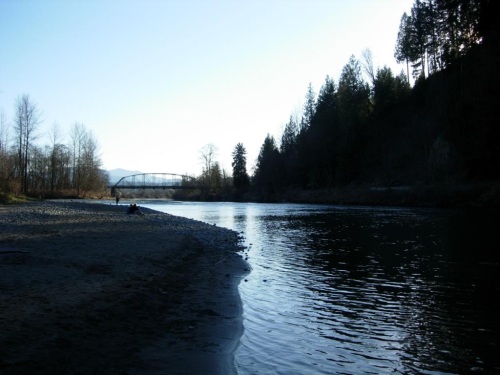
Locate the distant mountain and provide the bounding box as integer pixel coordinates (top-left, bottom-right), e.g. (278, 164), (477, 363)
(107, 168), (142, 184)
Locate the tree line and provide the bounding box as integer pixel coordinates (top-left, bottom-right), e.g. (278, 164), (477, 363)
(4, 0), (494, 203)
(0, 94), (108, 200)
(250, 56), (411, 195)
(221, 0), (497, 201)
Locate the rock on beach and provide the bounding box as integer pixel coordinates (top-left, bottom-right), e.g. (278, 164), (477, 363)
(0, 200), (248, 374)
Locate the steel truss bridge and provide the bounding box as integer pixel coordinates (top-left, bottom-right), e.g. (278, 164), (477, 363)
(109, 173), (204, 196)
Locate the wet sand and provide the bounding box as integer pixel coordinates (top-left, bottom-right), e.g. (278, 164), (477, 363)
(0, 201), (249, 374)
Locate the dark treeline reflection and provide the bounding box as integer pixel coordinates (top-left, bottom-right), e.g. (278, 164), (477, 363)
(291, 208), (499, 374)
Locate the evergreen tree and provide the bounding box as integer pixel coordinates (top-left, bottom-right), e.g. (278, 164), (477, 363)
(300, 83), (316, 132)
(409, 0), (430, 78)
(231, 143), (250, 191)
(372, 66), (410, 118)
(308, 75), (339, 186)
(395, 12), (414, 82)
(253, 134), (283, 194)
(368, 66), (411, 183)
(396, 0), (484, 79)
(280, 116), (298, 156)
(438, 0), (482, 64)
(280, 116), (299, 185)
(210, 162), (223, 193)
(338, 56), (371, 129)
(337, 56), (371, 184)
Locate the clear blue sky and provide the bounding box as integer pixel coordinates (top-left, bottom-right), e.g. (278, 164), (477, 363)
(1, 0), (413, 176)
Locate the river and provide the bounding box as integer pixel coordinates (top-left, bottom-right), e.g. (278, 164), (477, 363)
(140, 201), (500, 375)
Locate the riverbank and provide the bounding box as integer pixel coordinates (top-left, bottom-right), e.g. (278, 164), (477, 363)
(0, 201), (248, 374)
(277, 183), (500, 208)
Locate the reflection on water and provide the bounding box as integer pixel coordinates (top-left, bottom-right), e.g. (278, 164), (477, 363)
(141, 201), (500, 375)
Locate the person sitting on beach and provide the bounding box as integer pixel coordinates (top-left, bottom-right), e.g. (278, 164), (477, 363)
(126, 203), (144, 216)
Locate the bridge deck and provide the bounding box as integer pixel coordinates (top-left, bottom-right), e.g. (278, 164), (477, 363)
(109, 173), (204, 192)
(109, 184), (198, 189)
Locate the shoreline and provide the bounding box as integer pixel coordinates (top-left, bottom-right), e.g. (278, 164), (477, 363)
(0, 201), (249, 374)
(172, 182), (500, 209)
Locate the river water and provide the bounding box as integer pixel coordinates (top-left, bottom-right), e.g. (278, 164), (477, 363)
(140, 201), (500, 375)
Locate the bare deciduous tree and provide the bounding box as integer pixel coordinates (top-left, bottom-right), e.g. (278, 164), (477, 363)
(199, 143), (217, 176)
(48, 122), (64, 193)
(80, 129), (102, 192)
(0, 109), (10, 189)
(360, 48), (375, 85)
(0, 110), (7, 153)
(70, 122), (85, 195)
(70, 123), (105, 196)
(14, 94), (41, 193)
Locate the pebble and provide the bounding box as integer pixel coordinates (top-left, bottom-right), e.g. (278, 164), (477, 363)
(1, 200), (247, 259)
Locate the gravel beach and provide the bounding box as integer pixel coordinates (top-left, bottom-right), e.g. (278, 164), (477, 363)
(0, 200), (249, 374)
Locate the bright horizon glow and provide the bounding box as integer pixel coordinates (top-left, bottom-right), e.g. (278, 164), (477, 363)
(1, 0), (413, 176)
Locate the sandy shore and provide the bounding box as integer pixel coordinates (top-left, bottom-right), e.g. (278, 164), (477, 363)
(0, 201), (249, 374)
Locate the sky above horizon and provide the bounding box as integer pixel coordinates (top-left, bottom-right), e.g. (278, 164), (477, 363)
(1, 0), (413, 176)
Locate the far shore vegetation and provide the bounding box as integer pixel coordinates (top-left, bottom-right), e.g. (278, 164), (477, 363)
(1, 0), (498, 208)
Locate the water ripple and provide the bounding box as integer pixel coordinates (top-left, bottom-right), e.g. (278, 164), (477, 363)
(142, 202), (500, 375)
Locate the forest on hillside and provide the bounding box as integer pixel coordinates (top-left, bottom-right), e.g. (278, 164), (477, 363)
(236, 0), (499, 205)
